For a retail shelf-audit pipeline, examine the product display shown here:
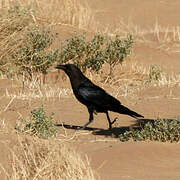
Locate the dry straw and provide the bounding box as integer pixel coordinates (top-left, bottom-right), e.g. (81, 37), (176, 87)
(0, 135), (96, 180)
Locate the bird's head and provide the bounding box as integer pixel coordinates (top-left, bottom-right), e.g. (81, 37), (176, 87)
(55, 64), (84, 79)
(56, 64), (77, 74)
(55, 64), (86, 87)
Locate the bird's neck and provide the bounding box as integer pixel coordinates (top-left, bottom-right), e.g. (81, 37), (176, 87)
(68, 71), (87, 89)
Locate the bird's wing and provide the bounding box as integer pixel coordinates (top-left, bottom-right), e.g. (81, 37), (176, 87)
(77, 83), (121, 109)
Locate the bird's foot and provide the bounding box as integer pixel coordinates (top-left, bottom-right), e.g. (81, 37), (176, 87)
(108, 117), (118, 130)
(111, 117), (118, 125)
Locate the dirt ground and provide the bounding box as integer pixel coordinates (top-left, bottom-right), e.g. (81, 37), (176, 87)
(0, 0), (180, 179)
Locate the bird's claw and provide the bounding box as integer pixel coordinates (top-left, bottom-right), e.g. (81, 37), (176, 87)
(108, 117), (118, 130)
(111, 117), (118, 125)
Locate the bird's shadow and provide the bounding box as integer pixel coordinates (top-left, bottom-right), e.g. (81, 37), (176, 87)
(55, 118), (155, 138)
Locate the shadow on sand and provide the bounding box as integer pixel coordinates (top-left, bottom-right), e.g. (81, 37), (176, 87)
(55, 118), (155, 138)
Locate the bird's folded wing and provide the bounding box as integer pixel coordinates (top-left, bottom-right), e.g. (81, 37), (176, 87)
(78, 84), (120, 107)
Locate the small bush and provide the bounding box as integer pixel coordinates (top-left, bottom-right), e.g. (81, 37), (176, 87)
(104, 34), (134, 75)
(16, 106), (58, 139)
(59, 34), (105, 73)
(0, 4), (59, 82)
(119, 118), (180, 142)
(147, 64), (162, 83)
(59, 34), (134, 74)
(11, 25), (59, 82)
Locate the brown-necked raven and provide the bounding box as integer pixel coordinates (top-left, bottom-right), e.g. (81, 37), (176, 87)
(56, 64), (144, 130)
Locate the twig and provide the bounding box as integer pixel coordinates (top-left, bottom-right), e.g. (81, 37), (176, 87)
(4, 96), (16, 112)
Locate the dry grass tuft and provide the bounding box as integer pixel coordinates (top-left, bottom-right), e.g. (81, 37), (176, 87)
(111, 20), (180, 53)
(5, 85), (72, 100)
(2, 0), (99, 31)
(0, 3), (33, 77)
(1, 135), (96, 180)
(101, 61), (180, 98)
(35, 0), (98, 31)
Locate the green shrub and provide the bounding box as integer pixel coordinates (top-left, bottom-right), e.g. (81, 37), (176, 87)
(59, 34), (134, 74)
(0, 4), (59, 82)
(11, 25), (59, 82)
(16, 106), (58, 139)
(119, 118), (180, 142)
(147, 64), (162, 83)
(59, 34), (105, 73)
(83, 34), (106, 73)
(104, 34), (134, 75)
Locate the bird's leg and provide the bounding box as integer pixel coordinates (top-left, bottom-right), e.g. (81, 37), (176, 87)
(106, 112), (117, 130)
(81, 109), (94, 130)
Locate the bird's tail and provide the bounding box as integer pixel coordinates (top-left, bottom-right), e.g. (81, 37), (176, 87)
(115, 105), (144, 119)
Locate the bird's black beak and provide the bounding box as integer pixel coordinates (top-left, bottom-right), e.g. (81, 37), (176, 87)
(55, 65), (66, 70)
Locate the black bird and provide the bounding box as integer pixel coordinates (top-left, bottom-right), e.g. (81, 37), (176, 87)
(56, 64), (144, 130)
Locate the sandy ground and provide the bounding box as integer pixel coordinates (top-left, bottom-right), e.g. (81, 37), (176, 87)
(0, 0), (180, 179)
